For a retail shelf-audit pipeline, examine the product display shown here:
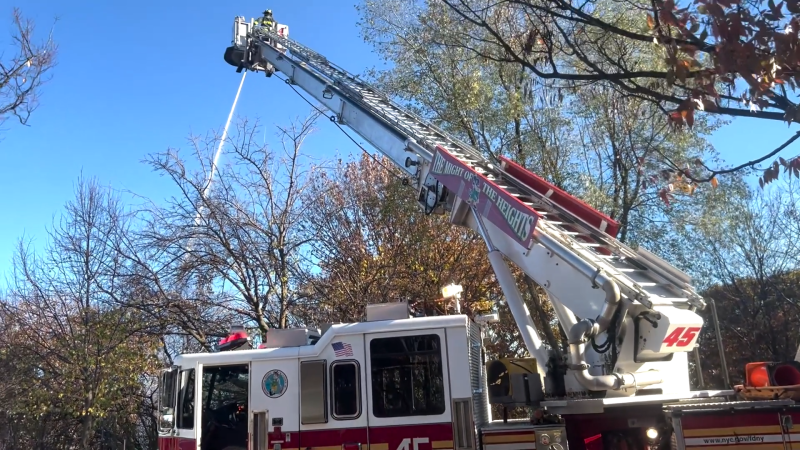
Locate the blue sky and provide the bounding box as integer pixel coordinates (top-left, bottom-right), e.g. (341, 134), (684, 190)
(0, 0), (796, 281)
(0, 1), (388, 279)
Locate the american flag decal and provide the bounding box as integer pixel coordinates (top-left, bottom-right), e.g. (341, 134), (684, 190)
(332, 341), (353, 357)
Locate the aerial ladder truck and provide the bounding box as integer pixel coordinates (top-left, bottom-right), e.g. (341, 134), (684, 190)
(156, 14), (800, 450)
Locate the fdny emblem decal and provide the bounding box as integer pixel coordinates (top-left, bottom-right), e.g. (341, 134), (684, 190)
(262, 369), (288, 398)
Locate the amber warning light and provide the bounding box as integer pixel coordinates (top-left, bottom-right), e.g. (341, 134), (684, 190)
(746, 361), (800, 387)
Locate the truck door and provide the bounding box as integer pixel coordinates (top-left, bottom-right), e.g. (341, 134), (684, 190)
(195, 363), (251, 450)
(299, 337), (368, 450)
(168, 366), (199, 450)
(365, 329), (454, 450)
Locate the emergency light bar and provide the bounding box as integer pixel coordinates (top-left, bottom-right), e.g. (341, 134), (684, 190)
(218, 325), (251, 351)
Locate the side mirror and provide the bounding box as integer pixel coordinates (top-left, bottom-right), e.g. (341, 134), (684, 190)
(158, 367), (180, 433)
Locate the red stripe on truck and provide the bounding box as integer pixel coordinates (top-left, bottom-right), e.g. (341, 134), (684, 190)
(363, 422), (453, 450)
(156, 437), (195, 450)
(681, 412), (788, 430)
(297, 422), (453, 450)
(160, 422), (453, 450)
(296, 427), (368, 447)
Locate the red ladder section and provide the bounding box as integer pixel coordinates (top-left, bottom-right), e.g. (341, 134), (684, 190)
(499, 156), (620, 238)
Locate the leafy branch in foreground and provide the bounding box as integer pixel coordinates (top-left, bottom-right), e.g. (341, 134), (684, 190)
(437, 0), (800, 186)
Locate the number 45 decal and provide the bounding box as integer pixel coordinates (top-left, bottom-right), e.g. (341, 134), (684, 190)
(397, 438), (429, 450)
(662, 326), (701, 347)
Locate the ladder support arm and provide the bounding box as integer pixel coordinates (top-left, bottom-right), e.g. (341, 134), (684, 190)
(472, 207), (550, 376)
(564, 278), (662, 391)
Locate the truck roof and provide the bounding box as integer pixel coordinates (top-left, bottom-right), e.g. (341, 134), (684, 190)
(173, 313), (471, 366)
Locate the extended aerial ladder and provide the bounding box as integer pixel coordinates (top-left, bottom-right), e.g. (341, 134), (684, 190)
(223, 17), (726, 410)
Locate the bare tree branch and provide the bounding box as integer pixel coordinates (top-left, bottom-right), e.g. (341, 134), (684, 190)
(0, 8), (57, 129)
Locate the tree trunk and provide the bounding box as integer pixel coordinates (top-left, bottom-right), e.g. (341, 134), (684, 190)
(80, 413), (94, 449)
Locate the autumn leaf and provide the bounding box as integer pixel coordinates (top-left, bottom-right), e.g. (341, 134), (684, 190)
(685, 108), (695, 127)
(659, 188), (671, 205)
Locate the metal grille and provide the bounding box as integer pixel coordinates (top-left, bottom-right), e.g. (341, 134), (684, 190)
(252, 411), (267, 450)
(664, 399), (794, 411)
(468, 321), (490, 428)
(452, 399), (475, 450)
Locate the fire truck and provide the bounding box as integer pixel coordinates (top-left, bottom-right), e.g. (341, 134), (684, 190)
(156, 13), (800, 450)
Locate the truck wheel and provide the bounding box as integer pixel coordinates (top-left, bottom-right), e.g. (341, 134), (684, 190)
(222, 447), (246, 450)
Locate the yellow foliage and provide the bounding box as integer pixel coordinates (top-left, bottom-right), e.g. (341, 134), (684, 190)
(471, 300), (495, 314)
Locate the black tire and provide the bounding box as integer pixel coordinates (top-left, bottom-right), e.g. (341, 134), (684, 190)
(221, 447), (246, 450)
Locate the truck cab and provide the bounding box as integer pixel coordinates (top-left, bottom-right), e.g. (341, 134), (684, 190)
(157, 302), (568, 450)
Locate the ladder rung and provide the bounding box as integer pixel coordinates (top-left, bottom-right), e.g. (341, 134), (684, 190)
(617, 268), (645, 274)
